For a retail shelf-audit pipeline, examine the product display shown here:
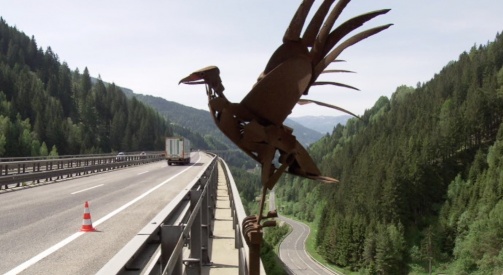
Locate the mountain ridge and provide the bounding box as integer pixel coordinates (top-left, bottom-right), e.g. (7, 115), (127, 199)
(289, 115), (352, 134)
(121, 89), (325, 147)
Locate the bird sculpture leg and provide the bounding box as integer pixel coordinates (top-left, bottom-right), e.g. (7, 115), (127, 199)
(258, 146), (275, 225)
(258, 160), (291, 224)
(242, 145), (287, 275)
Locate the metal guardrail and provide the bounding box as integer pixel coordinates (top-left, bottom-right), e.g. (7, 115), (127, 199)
(0, 152), (164, 190)
(2, 151), (263, 274)
(0, 151), (165, 162)
(97, 155), (264, 275)
(97, 154), (218, 275)
(219, 158), (263, 275)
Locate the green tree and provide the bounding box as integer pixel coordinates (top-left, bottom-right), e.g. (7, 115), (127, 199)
(31, 139), (41, 156)
(49, 145), (58, 156)
(0, 133), (6, 156)
(39, 142), (48, 156)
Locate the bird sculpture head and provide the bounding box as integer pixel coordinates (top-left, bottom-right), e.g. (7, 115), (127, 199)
(179, 66), (225, 97)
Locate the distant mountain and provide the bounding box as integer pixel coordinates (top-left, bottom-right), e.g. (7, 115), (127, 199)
(122, 91), (222, 138)
(120, 90), (230, 150)
(284, 118), (323, 146)
(121, 90), (324, 147)
(289, 115), (352, 134)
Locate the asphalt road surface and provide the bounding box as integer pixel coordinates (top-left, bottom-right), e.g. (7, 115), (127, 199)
(0, 152), (210, 275)
(270, 190), (338, 275)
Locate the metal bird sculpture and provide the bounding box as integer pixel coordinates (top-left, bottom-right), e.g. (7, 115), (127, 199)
(179, 1), (391, 269)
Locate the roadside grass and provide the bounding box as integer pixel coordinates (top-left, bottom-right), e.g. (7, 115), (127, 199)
(273, 219), (293, 254)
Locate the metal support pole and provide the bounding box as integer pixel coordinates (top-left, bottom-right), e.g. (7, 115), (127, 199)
(238, 244), (246, 275)
(161, 225), (183, 275)
(232, 214), (243, 249)
(243, 215), (263, 275)
(211, 165), (218, 218)
(189, 190), (202, 270)
(201, 184), (212, 265)
(248, 230), (262, 275)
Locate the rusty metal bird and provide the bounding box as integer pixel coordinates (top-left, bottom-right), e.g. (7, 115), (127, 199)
(179, 0), (391, 238)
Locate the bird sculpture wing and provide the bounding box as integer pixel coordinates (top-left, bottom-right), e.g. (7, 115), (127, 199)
(240, 0), (392, 124)
(179, 1), (391, 187)
(297, 98), (360, 118)
(240, 55), (312, 126)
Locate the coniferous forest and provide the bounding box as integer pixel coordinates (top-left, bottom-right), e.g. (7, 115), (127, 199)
(0, 18), (172, 156)
(276, 32), (503, 274)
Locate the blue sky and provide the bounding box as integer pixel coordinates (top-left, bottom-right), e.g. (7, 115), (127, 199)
(2, 1), (503, 117)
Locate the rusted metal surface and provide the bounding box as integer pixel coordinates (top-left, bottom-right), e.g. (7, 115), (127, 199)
(180, 1), (391, 273)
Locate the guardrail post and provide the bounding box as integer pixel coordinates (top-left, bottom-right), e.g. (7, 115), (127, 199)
(161, 224), (183, 275)
(238, 238), (247, 275)
(211, 162), (218, 218)
(188, 190), (202, 274)
(201, 182), (212, 265)
(235, 213), (241, 249)
(230, 193), (236, 229)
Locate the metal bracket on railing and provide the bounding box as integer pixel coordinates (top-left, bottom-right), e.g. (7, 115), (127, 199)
(242, 210), (278, 275)
(183, 258), (201, 275)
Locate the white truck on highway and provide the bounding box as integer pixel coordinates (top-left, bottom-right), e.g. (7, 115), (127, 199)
(165, 137), (191, 165)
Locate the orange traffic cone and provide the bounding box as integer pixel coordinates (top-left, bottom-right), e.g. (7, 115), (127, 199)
(80, 201), (96, 232)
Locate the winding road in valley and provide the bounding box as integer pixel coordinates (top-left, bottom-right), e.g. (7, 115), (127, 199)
(270, 190), (340, 275)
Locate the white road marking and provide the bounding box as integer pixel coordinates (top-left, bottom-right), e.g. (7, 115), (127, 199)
(5, 155), (202, 275)
(281, 216), (325, 275)
(4, 232), (85, 275)
(137, 171), (149, 175)
(70, 184), (104, 195)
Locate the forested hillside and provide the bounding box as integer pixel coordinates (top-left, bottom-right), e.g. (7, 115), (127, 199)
(276, 32), (503, 274)
(122, 92), (230, 149)
(0, 18), (171, 156)
(124, 92), (325, 169)
(126, 91), (324, 147)
(289, 115), (351, 134)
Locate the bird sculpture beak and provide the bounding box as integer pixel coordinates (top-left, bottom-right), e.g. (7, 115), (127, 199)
(178, 74), (205, 85)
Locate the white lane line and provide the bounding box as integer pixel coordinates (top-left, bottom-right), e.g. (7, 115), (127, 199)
(297, 222), (322, 275)
(4, 232), (85, 275)
(293, 220), (311, 273)
(137, 171), (149, 175)
(282, 216), (319, 274)
(280, 216), (304, 272)
(70, 184), (104, 195)
(5, 155), (202, 275)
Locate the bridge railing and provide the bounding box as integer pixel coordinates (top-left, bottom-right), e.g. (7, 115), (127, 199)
(215, 158), (265, 274)
(97, 154), (263, 274)
(96, 154), (218, 275)
(219, 158), (259, 275)
(2, 151), (262, 274)
(0, 152), (164, 190)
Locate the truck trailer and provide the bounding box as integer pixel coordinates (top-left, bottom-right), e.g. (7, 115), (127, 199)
(165, 137), (191, 165)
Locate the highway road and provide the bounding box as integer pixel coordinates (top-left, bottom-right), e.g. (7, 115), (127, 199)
(0, 152), (210, 275)
(270, 190), (338, 275)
